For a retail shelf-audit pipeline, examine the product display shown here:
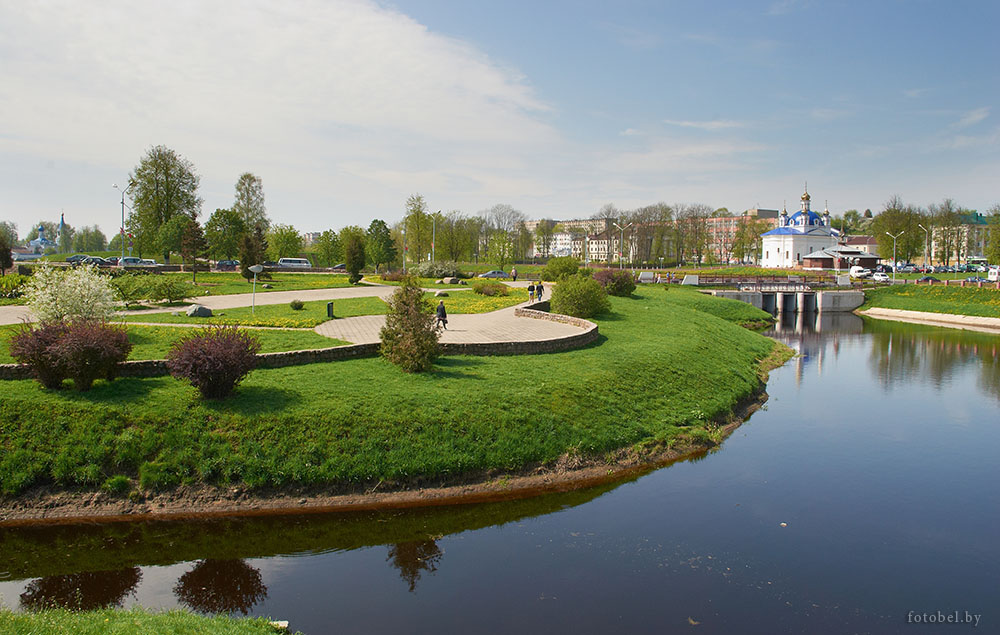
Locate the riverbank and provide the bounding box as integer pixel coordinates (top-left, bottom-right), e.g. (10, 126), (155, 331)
(859, 307), (1000, 334)
(859, 284), (1000, 333)
(0, 607), (294, 634)
(0, 288), (787, 524)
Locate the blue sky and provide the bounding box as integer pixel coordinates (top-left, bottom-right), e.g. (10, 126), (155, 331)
(1, 0), (997, 240)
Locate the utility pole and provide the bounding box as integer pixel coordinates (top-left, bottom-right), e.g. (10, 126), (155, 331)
(886, 230), (904, 282)
(613, 221), (632, 270)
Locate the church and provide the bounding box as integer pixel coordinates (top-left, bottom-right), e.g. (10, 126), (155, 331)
(760, 188), (839, 268)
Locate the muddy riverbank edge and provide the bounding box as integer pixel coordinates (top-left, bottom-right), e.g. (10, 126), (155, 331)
(0, 343), (794, 527)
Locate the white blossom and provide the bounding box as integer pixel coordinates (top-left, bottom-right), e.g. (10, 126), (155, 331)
(24, 265), (117, 323)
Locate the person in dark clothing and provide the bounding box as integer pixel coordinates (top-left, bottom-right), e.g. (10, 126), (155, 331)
(527, 283), (535, 302)
(435, 300), (448, 329)
(535, 281), (544, 301)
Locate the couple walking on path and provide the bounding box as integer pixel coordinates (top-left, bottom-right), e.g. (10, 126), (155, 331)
(528, 282), (544, 302)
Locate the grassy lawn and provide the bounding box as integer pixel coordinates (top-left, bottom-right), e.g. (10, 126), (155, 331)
(163, 272), (354, 297)
(658, 286), (776, 327)
(365, 275), (471, 288)
(861, 284), (1000, 318)
(426, 288), (528, 313)
(0, 324), (344, 364)
(0, 287), (786, 496)
(0, 607), (297, 634)
(123, 296), (388, 328)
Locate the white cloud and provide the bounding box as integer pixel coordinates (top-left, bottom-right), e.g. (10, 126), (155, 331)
(951, 107), (990, 129)
(620, 128), (641, 136)
(663, 119), (743, 131)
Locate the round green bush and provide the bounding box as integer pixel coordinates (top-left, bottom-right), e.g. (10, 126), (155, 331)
(290, 299), (305, 310)
(472, 280), (509, 296)
(550, 275), (611, 318)
(542, 256), (580, 281)
(593, 268), (636, 296)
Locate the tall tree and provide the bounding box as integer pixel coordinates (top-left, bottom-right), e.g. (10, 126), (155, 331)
(871, 196), (925, 263)
(486, 231), (515, 272)
(128, 145), (202, 262)
(72, 225), (107, 252)
(204, 208), (247, 260)
(0, 230), (12, 274)
(156, 214), (191, 263)
(0, 221), (16, 247)
(534, 219), (557, 258)
(366, 219), (396, 273)
(314, 229), (341, 267)
(233, 173), (269, 231)
(267, 224), (302, 260)
(985, 204), (1000, 266)
(344, 232), (366, 284)
(929, 199), (960, 264)
(403, 194), (430, 267)
(483, 203), (526, 235)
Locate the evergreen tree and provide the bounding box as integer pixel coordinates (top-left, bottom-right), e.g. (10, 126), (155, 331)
(239, 225), (269, 282)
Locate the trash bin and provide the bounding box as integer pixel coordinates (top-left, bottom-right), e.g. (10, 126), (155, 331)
(327, 301), (334, 318)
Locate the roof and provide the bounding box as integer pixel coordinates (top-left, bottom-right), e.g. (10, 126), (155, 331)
(845, 235), (877, 245)
(763, 225), (836, 236)
(802, 247), (880, 260)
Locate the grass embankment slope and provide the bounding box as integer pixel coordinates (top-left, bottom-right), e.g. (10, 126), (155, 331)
(0, 287), (786, 498)
(862, 284), (1000, 318)
(0, 607), (296, 634)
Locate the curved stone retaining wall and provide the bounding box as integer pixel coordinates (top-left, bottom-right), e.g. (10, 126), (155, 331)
(0, 309), (598, 380)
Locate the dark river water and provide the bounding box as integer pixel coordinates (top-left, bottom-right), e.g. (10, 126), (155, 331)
(2, 313), (998, 634)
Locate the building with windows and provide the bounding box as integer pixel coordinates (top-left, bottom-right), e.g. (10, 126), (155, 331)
(760, 188), (840, 268)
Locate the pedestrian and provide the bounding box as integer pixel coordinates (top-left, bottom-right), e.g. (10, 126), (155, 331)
(535, 281), (544, 302)
(510, 267), (517, 282)
(435, 300), (448, 330)
(527, 283), (535, 302)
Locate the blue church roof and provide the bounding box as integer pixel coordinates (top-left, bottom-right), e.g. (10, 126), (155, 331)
(788, 210), (824, 225)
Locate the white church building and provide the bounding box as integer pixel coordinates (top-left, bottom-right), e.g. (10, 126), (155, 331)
(760, 188), (840, 268)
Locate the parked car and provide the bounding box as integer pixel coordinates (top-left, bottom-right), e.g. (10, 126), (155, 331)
(965, 276), (987, 283)
(849, 266), (871, 279)
(79, 256), (110, 267)
(478, 270), (507, 279)
(139, 259), (157, 266)
(872, 272), (890, 283)
(119, 256), (143, 267)
(105, 256), (119, 266)
(65, 254), (89, 264)
(331, 263), (346, 271)
(216, 259), (240, 271)
(917, 276), (940, 283)
(901, 265), (917, 273)
(277, 257), (312, 268)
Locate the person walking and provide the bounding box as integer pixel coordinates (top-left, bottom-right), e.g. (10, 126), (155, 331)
(510, 267), (517, 282)
(527, 283), (535, 302)
(435, 300), (448, 330)
(535, 281), (544, 302)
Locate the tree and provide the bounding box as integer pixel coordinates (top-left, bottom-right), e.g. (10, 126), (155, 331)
(0, 221), (16, 247)
(233, 173), (269, 231)
(204, 208), (246, 260)
(267, 224), (302, 260)
(128, 145), (202, 262)
(486, 231), (515, 272)
(179, 217), (208, 282)
(403, 194), (431, 267)
(57, 221), (75, 253)
(239, 225), (268, 282)
(343, 232), (366, 284)
(25, 221), (59, 249)
(314, 229), (341, 267)
(871, 196), (924, 264)
(534, 219), (557, 258)
(929, 199), (961, 264)
(483, 203), (526, 235)
(0, 230), (12, 274)
(379, 275), (440, 372)
(985, 204), (1000, 266)
(732, 217), (770, 264)
(366, 219), (396, 273)
(72, 225), (107, 252)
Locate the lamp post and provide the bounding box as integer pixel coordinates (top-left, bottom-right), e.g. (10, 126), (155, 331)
(249, 264), (264, 313)
(113, 182), (133, 264)
(612, 222), (632, 270)
(886, 230), (903, 282)
(917, 223), (929, 268)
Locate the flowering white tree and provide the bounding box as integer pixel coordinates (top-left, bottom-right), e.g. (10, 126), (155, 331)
(24, 265), (117, 323)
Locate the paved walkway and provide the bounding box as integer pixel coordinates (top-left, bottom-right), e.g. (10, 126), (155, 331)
(860, 308), (1000, 334)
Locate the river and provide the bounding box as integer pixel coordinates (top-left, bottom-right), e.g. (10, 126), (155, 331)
(1, 313), (997, 633)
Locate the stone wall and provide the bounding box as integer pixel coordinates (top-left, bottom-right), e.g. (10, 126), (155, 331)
(0, 308), (599, 379)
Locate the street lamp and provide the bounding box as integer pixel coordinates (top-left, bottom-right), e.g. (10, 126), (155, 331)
(886, 231), (904, 282)
(917, 223), (930, 268)
(612, 222), (632, 270)
(113, 182), (133, 264)
(249, 264), (264, 313)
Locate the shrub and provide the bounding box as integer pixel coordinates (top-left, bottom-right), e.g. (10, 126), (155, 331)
(0, 274), (30, 299)
(550, 275), (611, 318)
(110, 273), (150, 307)
(593, 268), (637, 297)
(149, 276), (191, 304)
(23, 265), (117, 322)
(8, 322), (70, 389)
(472, 280), (509, 297)
(166, 326), (262, 399)
(379, 275), (440, 372)
(382, 270), (406, 282)
(413, 260), (463, 278)
(290, 299), (305, 310)
(102, 475), (132, 496)
(50, 321), (132, 391)
(542, 256), (580, 281)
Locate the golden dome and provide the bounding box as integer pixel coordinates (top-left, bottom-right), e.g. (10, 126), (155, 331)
(801, 191), (811, 201)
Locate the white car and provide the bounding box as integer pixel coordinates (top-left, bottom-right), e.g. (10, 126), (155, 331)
(849, 265), (871, 279)
(278, 257), (312, 268)
(872, 272), (890, 283)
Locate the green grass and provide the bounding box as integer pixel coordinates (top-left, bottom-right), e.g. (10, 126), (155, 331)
(861, 284), (1000, 318)
(123, 296), (389, 328)
(0, 287), (784, 496)
(426, 288), (528, 313)
(659, 286), (776, 327)
(161, 272), (354, 297)
(365, 275), (471, 288)
(0, 607), (298, 634)
(0, 324), (345, 364)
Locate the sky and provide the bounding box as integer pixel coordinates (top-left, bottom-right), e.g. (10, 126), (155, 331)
(1, 0), (998, 240)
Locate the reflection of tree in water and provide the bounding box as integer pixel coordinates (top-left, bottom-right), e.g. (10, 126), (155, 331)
(20, 567), (141, 611)
(174, 559), (267, 615)
(386, 539), (442, 592)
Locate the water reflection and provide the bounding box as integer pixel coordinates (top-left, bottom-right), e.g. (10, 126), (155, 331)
(20, 568), (141, 611)
(174, 559), (267, 615)
(386, 539), (443, 592)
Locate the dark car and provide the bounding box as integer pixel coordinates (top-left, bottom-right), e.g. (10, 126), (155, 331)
(918, 276), (940, 283)
(965, 276), (986, 283)
(216, 259), (240, 271)
(80, 256), (110, 266)
(65, 254), (89, 264)
(331, 263), (346, 271)
(478, 270), (507, 279)
(105, 256), (119, 266)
